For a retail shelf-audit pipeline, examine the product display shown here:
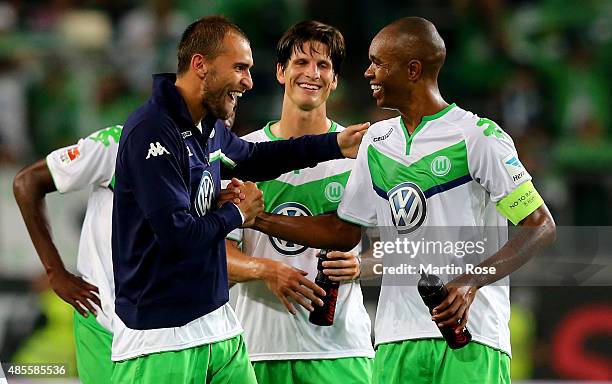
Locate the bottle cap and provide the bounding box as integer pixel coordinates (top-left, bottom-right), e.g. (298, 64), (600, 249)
(417, 272), (443, 296)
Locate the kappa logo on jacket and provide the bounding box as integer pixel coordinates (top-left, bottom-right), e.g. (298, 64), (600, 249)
(146, 142), (170, 159)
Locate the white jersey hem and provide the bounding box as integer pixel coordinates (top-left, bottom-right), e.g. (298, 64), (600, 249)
(111, 328), (243, 362)
(249, 349), (375, 362)
(375, 332), (511, 357)
(336, 210), (377, 228)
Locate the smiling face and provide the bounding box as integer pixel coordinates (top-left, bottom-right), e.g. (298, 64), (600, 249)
(201, 32), (253, 119)
(277, 41), (337, 111)
(364, 32), (412, 110)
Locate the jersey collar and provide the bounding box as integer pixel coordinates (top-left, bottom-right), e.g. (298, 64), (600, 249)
(151, 73), (197, 131)
(152, 73), (220, 139)
(263, 120), (338, 141)
(400, 103), (456, 155)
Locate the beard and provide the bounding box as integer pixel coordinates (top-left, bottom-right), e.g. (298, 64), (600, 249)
(201, 70), (232, 120)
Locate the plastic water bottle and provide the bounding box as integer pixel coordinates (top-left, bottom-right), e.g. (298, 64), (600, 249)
(417, 272), (472, 349)
(309, 250), (339, 326)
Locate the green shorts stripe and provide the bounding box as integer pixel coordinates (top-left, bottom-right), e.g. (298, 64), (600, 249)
(373, 339), (510, 384)
(73, 311), (113, 384)
(253, 357), (373, 384)
(111, 334), (256, 384)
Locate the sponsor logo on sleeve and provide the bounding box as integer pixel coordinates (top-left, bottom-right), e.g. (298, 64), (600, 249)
(502, 153), (526, 185)
(59, 145), (81, 166)
(88, 125), (122, 147)
(478, 118), (510, 141)
(146, 142), (170, 159)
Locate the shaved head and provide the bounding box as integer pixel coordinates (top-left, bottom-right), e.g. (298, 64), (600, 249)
(376, 17), (446, 79)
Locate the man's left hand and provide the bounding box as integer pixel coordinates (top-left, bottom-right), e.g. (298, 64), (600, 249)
(217, 178), (245, 208)
(322, 251), (360, 281)
(431, 285), (478, 333)
(338, 122), (370, 158)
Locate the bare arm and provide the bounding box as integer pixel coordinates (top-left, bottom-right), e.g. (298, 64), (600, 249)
(226, 239), (267, 283)
(226, 239), (325, 314)
(432, 204), (556, 329)
(451, 204), (555, 289)
(251, 213), (362, 251)
(13, 160), (100, 316)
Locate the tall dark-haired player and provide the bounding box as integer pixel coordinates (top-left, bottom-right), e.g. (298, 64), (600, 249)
(226, 21), (374, 384)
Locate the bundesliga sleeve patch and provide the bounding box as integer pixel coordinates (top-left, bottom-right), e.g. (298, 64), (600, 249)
(59, 145), (81, 166)
(502, 153), (527, 185)
(496, 181), (544, 225)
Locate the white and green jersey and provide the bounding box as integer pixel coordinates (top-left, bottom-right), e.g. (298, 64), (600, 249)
(46, 125), (123, 332)
(338, 104), (544, 356)
(228, 122), (375, 361)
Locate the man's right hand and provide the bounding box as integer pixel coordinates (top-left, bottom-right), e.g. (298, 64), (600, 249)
(237, 181), (264, 227)
(260, 258), (326, 315)
(337, 122), (370, 158)
(48, 269), (101, 317)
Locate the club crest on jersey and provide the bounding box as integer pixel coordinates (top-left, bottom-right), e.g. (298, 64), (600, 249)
(431, 155), (451, 177)
(324, 182), (344, 203)
(387, 182), (427, 234)
(195, 171), (214, 217)
(269, 202), (312, 255)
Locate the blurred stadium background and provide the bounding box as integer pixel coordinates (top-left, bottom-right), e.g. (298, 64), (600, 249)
(0, 0), (610, 382)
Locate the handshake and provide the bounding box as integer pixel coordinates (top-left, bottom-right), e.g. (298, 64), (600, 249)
(218, 178), (264, 227)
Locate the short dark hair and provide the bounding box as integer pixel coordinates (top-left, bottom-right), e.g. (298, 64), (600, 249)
(277, 20), (346, 75)
(177, 16), (248, 74)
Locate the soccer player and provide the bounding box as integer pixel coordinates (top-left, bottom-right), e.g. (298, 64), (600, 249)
(111, 16), (367, 383)
(225, 21), (374, 384)
(250, 17), (556, 383)
(14, 125), (123, 384)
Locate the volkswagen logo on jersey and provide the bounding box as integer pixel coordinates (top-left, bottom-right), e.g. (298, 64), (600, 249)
(269, 202), (312, 255)
(387, 182), (427, 234)
(195, 171), (214, 217)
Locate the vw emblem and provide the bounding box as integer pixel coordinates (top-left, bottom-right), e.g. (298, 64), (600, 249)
(387, 182), (427, 234)
(269, 202), (312, 255)
(195, 171), (214, 217)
